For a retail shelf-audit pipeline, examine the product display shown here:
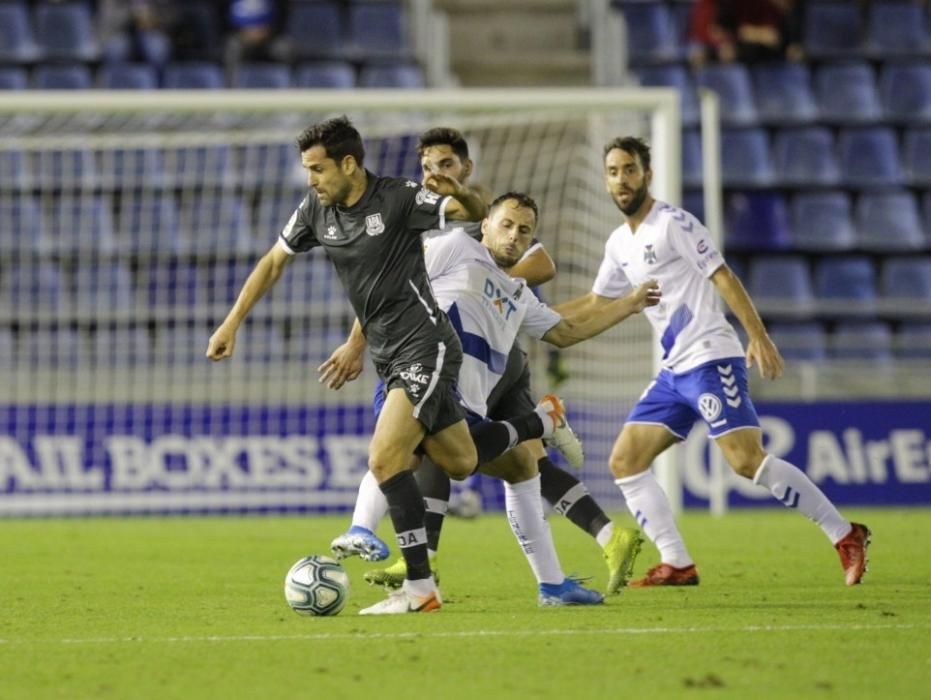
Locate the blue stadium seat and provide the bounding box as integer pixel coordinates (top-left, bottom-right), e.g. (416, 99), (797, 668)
(75, 262), (134, 313)
(164, 145), (233, 187)
(0, 195), (44, 254)
(747, 256), (814, 316)
(814, 62), (881, 123)
(637, 65), (699, 126)
(837, 127), (902, 187)
(897, 322), (931, 359)
(234, 62), (292, 89)
(289, 325), (351, 365)
(0, 149), (31, 189)
(790, 191), (856, 252)
(294, 61), (356, 89)
(35, 1), (99, 61)
(32, 148), (97, 188)
(772, 127), (840, 187)
(618, 3), (682, 64)
(209, 259), (256, 309)
(804, 2), (865, 59)
(153, 323), (211, 364)
(34, 64), (92, 89)
(721, 128), (774, 187)
(275, 253), (342, 306)
(768, 322), (827, 361)
(1, 261), (64, 313)
(814, 256), (878, 316)
(45, 195), (117, 256)
(752, 63), (818, 124)
(359, 63), (424, 88)
(23, 328), (85, 368)
(903, 128), (931, 185)
(867, 2), (930, 57)
(724, 192), (791, 252)
(830, 321), (893, 361)
(0, 2), (40, 62)
(0, 328), (14, 367)
(103, 29), (170, 66)
(98, 63), (158, 90)
(177, 192), (257, 255)
(239, 144), (303, 188)
(0, 67), (28, 89)
(695, 64), (757, 126)
(99, 148), (166, 188)
(91, 326), (153, 367)
(116, 191), (180, 255)
(349, 2), (408, 59)
(880, 63), (931, 122)
(162, 62), (225, 89)
(681, 128), (702, 188)
(880, 258), (931, 313)
(289, 2), (344, 59)
(855, 191), (925, 252)
(142, 262), (201, 308)
(236, 321), (287, 364)
(681, 189), (705, 226)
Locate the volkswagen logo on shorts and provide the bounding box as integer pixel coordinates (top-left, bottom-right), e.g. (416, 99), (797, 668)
(697, 393), (722, 422)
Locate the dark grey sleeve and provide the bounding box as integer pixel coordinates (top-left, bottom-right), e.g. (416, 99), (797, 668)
(278, 194), (319, 253)
(401, 181), (450, 234)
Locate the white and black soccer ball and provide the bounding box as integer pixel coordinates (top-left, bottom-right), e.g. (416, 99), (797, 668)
(284, 555), (350, 616)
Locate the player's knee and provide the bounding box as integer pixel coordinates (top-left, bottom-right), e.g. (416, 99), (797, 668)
(368, 449), (404, 481)
(725, 448), (766, 479)
(431, 452), (473, 481)
(609, 446), (644, 479)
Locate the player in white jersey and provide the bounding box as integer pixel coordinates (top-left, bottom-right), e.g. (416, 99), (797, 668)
(563, 136), (870, 587)
(329, 192), (660, 609)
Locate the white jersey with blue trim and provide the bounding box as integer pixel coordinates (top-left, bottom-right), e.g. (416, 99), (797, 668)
(591, 200), (743, 373)
(422, 226), (561, 416)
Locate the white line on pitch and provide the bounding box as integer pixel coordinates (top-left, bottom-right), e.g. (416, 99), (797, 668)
(0, 622), (925, 646)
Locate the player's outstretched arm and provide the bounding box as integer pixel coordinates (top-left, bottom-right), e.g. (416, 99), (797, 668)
(206, 244), (292, 361)
(318, 318), (367, 390)
(711, 264), (784, 380)
(425, 173), (488, 221)
(542, 281), (661, 348)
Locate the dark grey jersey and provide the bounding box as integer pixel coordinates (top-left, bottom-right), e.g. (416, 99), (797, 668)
(279, 172), (456, 364)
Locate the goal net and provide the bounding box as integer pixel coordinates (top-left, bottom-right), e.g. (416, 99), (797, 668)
(0, 89), (682, 516)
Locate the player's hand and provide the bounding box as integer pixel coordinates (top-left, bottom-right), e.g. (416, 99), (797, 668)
(318, 342), (365, 390)
(628, 280), (662, 312)
(423, 172), (461, 197)
(206, 324), (236, 361)
(746, 333), (784, 380)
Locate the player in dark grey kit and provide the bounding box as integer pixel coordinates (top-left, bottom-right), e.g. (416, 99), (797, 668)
(206, 117), (572, 615)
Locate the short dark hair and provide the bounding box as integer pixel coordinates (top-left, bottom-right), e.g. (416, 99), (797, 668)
(603, 136), (651, 172)
(296, 115), (365, 167)
(490, 191), (539, 224)
(417, 127), (469, 161)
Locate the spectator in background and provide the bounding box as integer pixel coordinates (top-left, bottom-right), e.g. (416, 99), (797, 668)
(225, 0), (288, 65)
(689, 0), (804, 67)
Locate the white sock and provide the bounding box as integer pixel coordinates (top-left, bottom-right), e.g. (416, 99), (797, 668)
(352, 470), (389, 533)
(753, 454), (851, 544)
(533, 404), (556, 438)
(615, 470), (693, 568)
(504, 475), (564, 585)
(595, 521), (615, 549)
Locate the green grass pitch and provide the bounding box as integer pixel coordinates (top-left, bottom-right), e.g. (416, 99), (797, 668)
(1, 508), (929, 699)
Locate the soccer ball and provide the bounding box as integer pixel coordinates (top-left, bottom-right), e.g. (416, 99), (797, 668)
(284, 555), (350, 616)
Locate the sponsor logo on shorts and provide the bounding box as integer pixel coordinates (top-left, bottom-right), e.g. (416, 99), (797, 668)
(698, 393), (722, 422)
(400, 363), (430, 395)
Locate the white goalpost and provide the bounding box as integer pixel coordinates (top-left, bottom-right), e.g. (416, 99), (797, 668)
(0, 88), (723, 516)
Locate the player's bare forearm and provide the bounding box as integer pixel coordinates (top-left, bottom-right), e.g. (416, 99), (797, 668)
(711, 264), (767, 339)
(552, 291), (604, 317)
(504, 246), (555, 287)
(543, 282), (660, 347)
(445, 188), (488, 222)
(318, 318), (367, 390)
(347, 317), (367, 349)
